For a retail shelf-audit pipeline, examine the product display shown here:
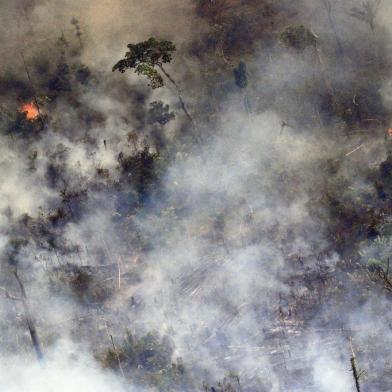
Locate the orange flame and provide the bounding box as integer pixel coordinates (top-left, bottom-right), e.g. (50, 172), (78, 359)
(19, 101), (39, 120)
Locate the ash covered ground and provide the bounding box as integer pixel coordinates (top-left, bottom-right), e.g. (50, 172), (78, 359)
(0, 1), (392, 391)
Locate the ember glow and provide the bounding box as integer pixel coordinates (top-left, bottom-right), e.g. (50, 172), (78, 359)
(19, 102), (39, 120)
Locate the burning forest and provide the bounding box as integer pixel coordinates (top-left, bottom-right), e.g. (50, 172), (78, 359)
(1, 0), (392, 391)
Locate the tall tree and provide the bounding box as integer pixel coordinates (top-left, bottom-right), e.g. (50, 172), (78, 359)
(3, 238), (43, 361)
(350, 0), (382, 32)
(320, 0), (344, 54)
(350, 0), (383, 75)
(350, 338), (363, 392)
(113, 38), (195, 127)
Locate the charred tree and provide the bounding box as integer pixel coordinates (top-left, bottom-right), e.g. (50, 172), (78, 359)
(13, 269), (44, 361)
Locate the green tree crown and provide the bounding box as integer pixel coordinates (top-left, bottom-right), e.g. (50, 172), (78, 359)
(112, 38), (176, 89)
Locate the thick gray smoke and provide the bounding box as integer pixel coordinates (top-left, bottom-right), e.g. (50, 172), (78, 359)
(0, 0), (392, 391)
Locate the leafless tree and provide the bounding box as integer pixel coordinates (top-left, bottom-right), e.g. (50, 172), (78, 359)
(1, 268), (43, 361)
(320, 0), (344, 54)
(350, 338), (364, 392)
(350, 0), (382, 32)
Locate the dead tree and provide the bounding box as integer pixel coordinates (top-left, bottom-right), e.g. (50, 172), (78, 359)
(13, 269), (44, 361)
(320, 0), (344, 54)
(20, 51), (45, 128)
(1, 268), (44, 361)
(350, 338), (362, 392)
(350, 0), (382, 32)
(367, 257), (392, 293)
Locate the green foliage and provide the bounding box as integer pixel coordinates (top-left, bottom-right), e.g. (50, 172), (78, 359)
(367, 257), (384, 272)
(102, 347), (125, 370)
(360, 236), (392, 270)
(360, 236), (392, 291)
(137, 64), (164, 89)
(101, 330), (189, 390)
(130, 331), (173, 371)
(113, 38), (176, 89)
(148, 101), (175, 125)
(203, 374), (242, 392)
(51, 264), (113, 304)
(280, 25), (317, 51)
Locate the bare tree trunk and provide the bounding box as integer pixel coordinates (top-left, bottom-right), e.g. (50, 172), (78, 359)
(311, 42), (338, 129)
(14, 270), (44, 361)
(110, 334), (125, 378)
(321, 0), (344, 55)
(350, 338), (361, 392)
(157, 64), (196, 128)
(243, 89), (253, 126)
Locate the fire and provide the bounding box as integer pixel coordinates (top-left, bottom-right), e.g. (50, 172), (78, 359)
(132, 255), (140, 264)
(388, 128), (392, 137)
(19, 101), (39, 120)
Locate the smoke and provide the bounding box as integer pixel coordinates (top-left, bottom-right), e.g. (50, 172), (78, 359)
(0, 0), (392, 391)
(0, 341), (128, 392)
